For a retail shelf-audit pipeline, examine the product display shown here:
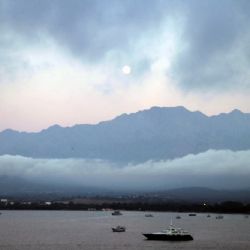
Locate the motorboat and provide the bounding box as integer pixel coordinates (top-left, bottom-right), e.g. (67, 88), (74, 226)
(188, 213), (196, 216)
(216, 215), (223, 219)
(112, 226), (126, 232)
(112, 210), (122, 216)
(143, 221), (193, 241)
(176, 215), (181, 219)
(145, 214), (154, 217)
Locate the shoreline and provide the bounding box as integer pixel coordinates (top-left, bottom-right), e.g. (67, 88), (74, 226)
(1, 200), (250, 214)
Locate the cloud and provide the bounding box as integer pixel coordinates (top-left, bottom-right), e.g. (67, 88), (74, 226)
(0, 150), (250, 191)
(171, 0), (250, 91)
(0, 0), (172, 65)
(2, 0), (250, 91)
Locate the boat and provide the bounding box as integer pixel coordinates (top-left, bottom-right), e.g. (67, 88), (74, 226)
(143, 221), (193, 241)
(188, 213), (196, 216)
(216, 215), (223, 219)
(207, 214), (211, 218)
(176, 215), (181, 219)
(112, 210), (122, 216)
(112, 226), (126, 232)
(145, 214), (154, 217)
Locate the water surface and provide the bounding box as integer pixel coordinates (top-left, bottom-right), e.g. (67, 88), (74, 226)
(0, 211), (249, 249)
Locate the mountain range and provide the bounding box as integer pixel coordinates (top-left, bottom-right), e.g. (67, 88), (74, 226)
(0, 106), (250, 163)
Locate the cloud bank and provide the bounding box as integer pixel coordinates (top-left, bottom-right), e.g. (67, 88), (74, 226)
(1, 150), (250, 191)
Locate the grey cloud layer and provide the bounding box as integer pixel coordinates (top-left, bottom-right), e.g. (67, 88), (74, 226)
(1, 0), (250, 90)
(172, 0), (250, 90)
(0, 150), (250, 190)
(0, 0), (170, 60)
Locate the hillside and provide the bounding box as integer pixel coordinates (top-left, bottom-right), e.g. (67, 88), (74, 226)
(0, 106), (250, 163)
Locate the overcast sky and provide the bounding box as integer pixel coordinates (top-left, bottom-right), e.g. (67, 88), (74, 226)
(1, 0), (250, 131)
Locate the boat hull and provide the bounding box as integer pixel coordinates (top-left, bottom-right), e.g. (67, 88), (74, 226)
(112, 228), (125, 232)
(143, 234), (193, 241)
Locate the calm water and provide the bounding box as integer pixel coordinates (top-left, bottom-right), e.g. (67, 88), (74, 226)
(0, 210), (249, 250)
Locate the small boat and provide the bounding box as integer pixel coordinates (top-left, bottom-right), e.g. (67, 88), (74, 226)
(112, 226), (126, 232)
(143, 221), (193, 241)
(244, 215), (249, 218)
(176, 215), (181, 219)
(112, 210), (122, 216)
(145, 214), (154, 217)
(216, 215), (223, 219)
(188, 213), (196, 216)
(207, 214), (211, 218)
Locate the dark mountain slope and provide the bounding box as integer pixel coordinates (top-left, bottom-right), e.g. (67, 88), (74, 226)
(0, 106), (250, 163)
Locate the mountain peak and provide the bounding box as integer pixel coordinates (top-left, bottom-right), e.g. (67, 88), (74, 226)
(0, 106), (250, 163)
(47, 124), (62, 130)
(149, 106), (188, 112)
(230, 109), (243, 115)
(1, 128), (18, 134)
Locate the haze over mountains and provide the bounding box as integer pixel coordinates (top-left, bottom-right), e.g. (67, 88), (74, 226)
(1, 106), (250, 198)
(0, 106), (249, 163)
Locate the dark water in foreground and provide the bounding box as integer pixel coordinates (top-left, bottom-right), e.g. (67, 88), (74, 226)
(0, 210), (249, 250)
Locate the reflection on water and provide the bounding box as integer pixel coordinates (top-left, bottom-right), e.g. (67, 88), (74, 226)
(0, 210), (249, 249)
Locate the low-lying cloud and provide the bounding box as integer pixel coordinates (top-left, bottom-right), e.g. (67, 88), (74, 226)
(0, 149), (250, 191)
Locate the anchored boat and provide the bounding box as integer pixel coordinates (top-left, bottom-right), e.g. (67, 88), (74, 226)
(143, 221), (193, 241)
(112, 226), (126, 232)
(216, 215), (223, 219)
(145, 214), (154, 217)
(112, 210), (122, 216)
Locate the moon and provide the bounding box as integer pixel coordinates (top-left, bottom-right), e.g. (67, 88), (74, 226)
(122, 65), (131, 75)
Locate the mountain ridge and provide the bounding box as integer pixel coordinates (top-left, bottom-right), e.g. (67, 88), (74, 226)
(0, 106), (250, 163)
(3, 106), (250, 134)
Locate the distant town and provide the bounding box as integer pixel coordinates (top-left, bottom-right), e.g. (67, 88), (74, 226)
(1, 196), (250, 214)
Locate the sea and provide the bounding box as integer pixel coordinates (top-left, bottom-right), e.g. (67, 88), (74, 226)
(0, 210), (249, 250)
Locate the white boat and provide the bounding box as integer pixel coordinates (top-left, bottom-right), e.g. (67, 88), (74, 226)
(112, 226), (126, 232)
(143, 220), (193, 241)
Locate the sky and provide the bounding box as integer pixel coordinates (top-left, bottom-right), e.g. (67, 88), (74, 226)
(1, 0), (250, 132)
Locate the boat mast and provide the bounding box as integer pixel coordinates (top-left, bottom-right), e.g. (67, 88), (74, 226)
(170, 217), (173, 228)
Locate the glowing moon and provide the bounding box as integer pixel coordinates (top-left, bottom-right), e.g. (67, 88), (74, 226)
(122, 65), (131, 75)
